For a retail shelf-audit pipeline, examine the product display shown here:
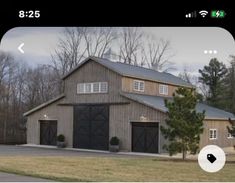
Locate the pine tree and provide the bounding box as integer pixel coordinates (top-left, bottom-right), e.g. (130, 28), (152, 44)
(160, 87), (205, 160)
(223, 56), (235, 113)
(199, 58), (227, 108)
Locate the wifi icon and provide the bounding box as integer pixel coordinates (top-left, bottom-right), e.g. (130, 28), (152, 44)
(199, 10), (208, 17)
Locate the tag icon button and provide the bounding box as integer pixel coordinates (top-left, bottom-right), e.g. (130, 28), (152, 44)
(198, 145), (226, 173)
(207, 154), (216, 163)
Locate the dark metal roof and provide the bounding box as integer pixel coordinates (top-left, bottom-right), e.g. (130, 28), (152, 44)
(63, 56), (193, 87)
(121, 92), (235, 120)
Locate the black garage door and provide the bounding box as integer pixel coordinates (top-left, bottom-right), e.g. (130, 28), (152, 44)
(132, 122), (159, 153)
(73, 105), (109, 150)
(40, 120), (57, 145)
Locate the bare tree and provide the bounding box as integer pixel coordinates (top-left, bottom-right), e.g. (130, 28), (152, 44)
(81, 27), (117, 57)
(178, 67), (197, 85)
(0, 51), (12, 143)
(0, 51), (26, 143)
(179, 67), (209, 100)
(143, 37), (175, 72)
(223, 55), (235, 113)
(178, 66), (204, 101)
(117, 28), (175, 72)
(52, 27), (175, 74)
(51, 27), (86, 77)
(0, 51), (13, 92)
(22, 65), (59, 108)
(51, 27), (117, 78)
(118, 27), (143, 65)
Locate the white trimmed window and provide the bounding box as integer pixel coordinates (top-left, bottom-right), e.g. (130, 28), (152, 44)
(77, 82), (108, 94)
(85, 83), (92, 93)
(77, 83), (85, 93)
(227, 132), (234, 139)
(159, 84), (168, 95)
(93, 82), (100, 93)
(209, 129), (217, 140)
(133, 80), (145, 92)
(100, 82), (108, 93)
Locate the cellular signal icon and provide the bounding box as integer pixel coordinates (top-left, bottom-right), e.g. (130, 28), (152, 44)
(185, 11), (197, 18)
(199, 10), (208, 17)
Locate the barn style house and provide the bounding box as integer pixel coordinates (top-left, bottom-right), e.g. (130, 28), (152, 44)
(24, 57), (235, 153)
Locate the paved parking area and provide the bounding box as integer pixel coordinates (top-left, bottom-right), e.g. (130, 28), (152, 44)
(0, 145), (107, 157)
(0, 145), (140, 158)
(0, 172), (52, 182)
(0, 144), (199, 159)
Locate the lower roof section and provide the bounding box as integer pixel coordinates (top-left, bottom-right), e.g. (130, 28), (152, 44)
(23, 94), (65, 116)
(120, 92), (235, 120)
(23, 91), (235, 121)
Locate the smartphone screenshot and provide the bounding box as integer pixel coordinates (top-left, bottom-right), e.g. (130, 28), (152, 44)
(0, 3), (234, 182)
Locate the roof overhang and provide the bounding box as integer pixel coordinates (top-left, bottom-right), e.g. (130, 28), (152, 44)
(204, 117), (235, 121)
(120, 92), (167, 113)
(120, 92), (235, 121)
(23, 94), (65, 117)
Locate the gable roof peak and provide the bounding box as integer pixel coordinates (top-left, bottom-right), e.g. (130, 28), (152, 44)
(62, 56), (193, 88)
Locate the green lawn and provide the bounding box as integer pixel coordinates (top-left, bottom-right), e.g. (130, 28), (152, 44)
(0, 156), (234, 182)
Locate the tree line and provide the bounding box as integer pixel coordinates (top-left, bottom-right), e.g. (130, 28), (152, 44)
(0, 52), (60, 143)
(183, 56), (235, 114)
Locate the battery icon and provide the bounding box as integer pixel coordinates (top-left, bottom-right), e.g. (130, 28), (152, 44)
(211, 10), (226, 18)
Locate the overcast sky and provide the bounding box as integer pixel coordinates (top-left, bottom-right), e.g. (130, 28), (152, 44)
(0, 27), (234, 77)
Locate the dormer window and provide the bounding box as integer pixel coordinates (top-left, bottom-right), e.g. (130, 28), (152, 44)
(133, 80), (145, 92)
(159, 84), (168, 95)
(77, 82), (108, 94)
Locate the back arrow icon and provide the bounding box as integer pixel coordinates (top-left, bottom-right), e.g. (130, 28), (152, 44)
(18, 43), (25, 54)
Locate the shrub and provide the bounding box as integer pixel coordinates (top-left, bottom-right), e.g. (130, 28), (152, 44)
(57, 134), (65, 142)
(110, 136), (119, 145)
